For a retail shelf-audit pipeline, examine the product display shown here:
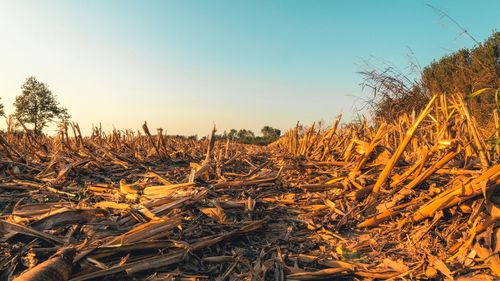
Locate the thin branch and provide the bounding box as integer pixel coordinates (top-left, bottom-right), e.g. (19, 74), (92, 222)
(426, 3), (480, 45)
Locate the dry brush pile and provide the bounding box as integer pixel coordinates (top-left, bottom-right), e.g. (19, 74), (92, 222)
(0, 94), (499, 280)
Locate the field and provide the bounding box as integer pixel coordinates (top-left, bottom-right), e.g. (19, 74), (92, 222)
(0, 94), (499, 280)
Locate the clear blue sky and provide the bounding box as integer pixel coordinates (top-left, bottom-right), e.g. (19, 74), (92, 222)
(0, 0), (498, 135)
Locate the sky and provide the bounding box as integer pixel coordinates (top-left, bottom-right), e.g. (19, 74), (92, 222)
(0, 0), (498, 136)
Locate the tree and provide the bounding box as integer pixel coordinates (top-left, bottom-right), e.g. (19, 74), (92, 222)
(14, 77), (70, 134)
(227, 129), (238, 140)
(237, 129), (254, 140)
(261, 126), (281, 139)
(0, 97), (4, 116)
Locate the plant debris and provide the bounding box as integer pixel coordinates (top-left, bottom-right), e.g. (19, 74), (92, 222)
(1, 94), (499, 280)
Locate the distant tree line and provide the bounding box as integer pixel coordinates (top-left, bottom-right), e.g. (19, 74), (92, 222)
(361, 31), (499, 126)
(218, 126), (281, 145)
(1, 76), (70, 135)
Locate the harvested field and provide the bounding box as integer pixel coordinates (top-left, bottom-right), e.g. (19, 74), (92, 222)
(0, 95), (499, 280)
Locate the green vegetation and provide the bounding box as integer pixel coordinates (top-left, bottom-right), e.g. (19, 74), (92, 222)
(422, 32), (499, 126)
(221, 126), (281, 145)
(13, 77), (70, 134)
(361, 31), (499, 127)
